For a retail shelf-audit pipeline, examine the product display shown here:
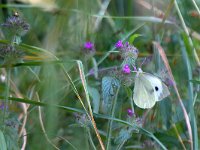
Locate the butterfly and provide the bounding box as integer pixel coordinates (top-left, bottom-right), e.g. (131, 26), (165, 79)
(133, 68), (170, 109)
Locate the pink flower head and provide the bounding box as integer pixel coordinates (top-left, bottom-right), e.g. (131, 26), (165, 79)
(123, 64), (131, 74)
(115, 40), (123, 48)
(127, 108), (134, 117)
(84, 41), (94, 49)
(125, 42), (129, 47)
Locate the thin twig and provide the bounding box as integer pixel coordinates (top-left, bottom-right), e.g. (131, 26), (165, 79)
(21, 129), (27, 150)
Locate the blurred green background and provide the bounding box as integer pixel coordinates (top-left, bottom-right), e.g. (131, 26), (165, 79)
(0, 0), (199, 149)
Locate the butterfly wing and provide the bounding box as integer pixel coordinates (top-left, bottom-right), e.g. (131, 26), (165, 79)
(157, 82), (170, 101)
(133, 73), (156, 109)
(143, 73), (170, 101)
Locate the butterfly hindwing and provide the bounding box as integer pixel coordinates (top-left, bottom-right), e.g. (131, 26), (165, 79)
(142, 73), (170, 101)
(157, 82), (170, 101)
(133, 73), (157, 109)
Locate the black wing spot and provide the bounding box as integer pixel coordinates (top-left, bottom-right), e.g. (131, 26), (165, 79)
(155, 86), (159, 91)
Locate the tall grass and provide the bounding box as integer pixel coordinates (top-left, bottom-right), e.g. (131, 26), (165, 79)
(0, 0), (199, 149)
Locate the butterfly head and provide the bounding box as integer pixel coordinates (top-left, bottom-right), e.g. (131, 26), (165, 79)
(135, 68), (143, 77)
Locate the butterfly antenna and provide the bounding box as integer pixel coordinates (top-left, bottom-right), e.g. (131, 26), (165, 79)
(159, 68), (169, 78)
(140, 57), (147, 68)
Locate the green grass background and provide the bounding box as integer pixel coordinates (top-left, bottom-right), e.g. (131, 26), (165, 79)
(0, 0), (199, 149)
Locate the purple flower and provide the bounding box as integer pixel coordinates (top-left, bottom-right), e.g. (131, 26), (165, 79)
(115, 40), (123, 48)
(165, 78), (174, 87)
(133, 66), (137, 71)
(127, 108), (134, 117)
(1, 14), (30, 36)
(125, 42), (129, 47)
(0, 44), (23, 63)
(84, 41), (94, 49)
(0, 103), (8, 111)
(119, 42), (139, 61)
(123, 64), (131, 74)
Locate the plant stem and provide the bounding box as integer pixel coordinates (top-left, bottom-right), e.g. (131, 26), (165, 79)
(2, 67), (11, 129)
(130, 96), (134, 116)
(116, 140), (126, 150)
(106, 86), (120, 150)
(87, 127), (97, 150)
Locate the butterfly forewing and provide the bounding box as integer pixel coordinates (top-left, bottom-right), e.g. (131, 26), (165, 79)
(133, 74), (156, 109)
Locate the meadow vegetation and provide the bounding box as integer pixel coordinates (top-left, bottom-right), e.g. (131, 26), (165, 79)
(0, 0), (199, 149)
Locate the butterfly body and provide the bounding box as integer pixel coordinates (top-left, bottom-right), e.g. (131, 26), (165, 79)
(133, 68), (170, 109)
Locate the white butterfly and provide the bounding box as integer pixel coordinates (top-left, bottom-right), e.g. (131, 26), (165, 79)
(133, 68), (170, 109)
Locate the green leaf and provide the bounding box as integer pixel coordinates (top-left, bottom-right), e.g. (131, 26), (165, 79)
(0, 96), (85, 114)
(159, 98), (172, 129)
(88, 86), (100, 113)
(154, 132), (182, 149)
(114, 128), (132, 144)
(189, 80), (200, 84)
(4, 124), (20, 150)
(129, 34), (141, 44)
(125, 87), (133, 98)
(0, 130), (7, 150)
(102, 76), (120, 113)
(91, 57), (98, 79)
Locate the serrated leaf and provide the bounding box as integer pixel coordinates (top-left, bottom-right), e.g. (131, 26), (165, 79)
(1, 116), (20, 150)
(4, 126), (20, 150)
(114, 128), (132, 144)
(88, 86), (100, 113)
(0, 130), (7, 150)
(102, 76), (120, 113)
(121, 57), (136, 68)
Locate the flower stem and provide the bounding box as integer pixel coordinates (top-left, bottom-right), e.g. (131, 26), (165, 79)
(106, 86), (120, 150)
